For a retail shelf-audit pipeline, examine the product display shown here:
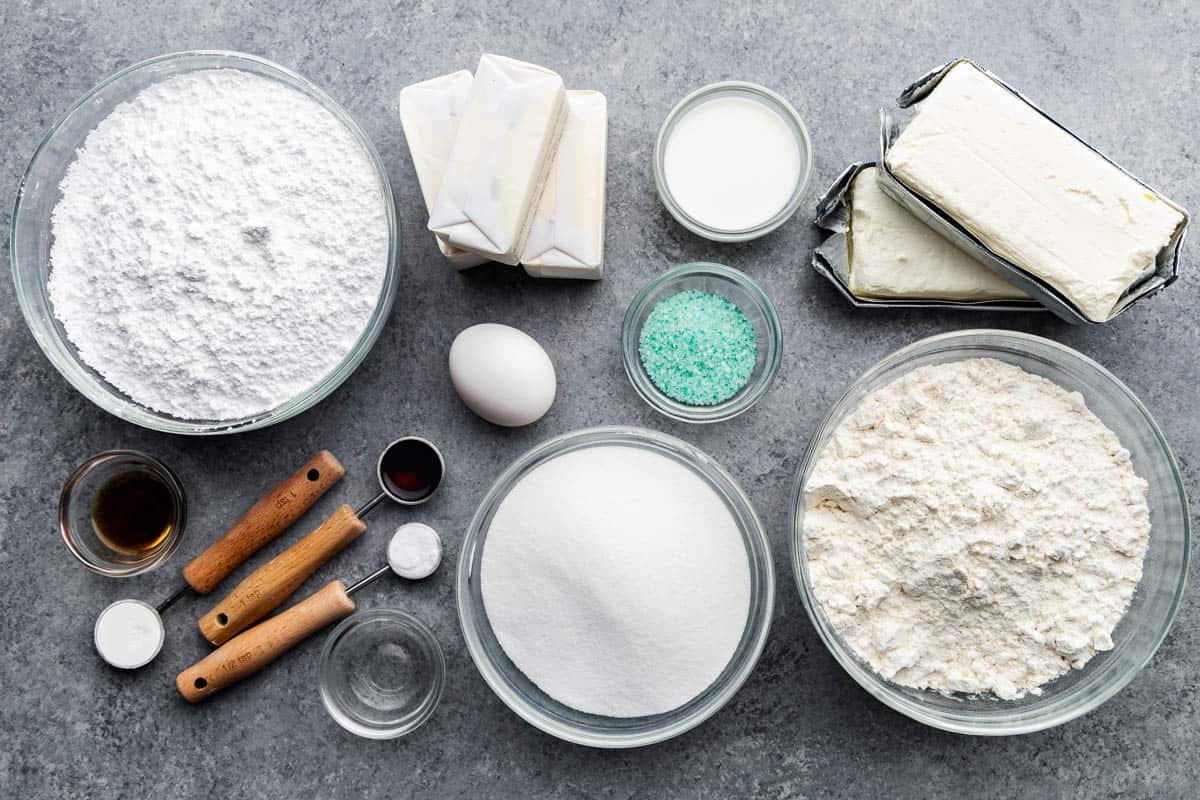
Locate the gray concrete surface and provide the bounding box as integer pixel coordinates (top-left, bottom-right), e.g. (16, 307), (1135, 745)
(2, 1), (1197, 797)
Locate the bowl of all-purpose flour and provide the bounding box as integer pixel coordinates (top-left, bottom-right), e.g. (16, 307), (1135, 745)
(790, 330), (1189, 735)
(457, 426), (775, 748)
(11, 51), (398, 433)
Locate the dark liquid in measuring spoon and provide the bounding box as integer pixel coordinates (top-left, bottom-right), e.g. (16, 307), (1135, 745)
(380, 440), (442, 502)
(92, 471), (175, 555)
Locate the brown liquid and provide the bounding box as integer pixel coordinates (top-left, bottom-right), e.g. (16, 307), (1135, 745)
(91, 471), (175, 555)
(380, 439), (442, 503)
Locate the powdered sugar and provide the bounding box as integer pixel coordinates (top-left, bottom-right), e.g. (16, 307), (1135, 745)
(804, 358), (1150, 699)
(47, 69), (389, 420)
(480, 444), (751, 717)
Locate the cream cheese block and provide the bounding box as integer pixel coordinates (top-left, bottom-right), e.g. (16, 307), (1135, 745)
(521, 90), (607, 280)
(849, 167), (1027, 301)
(398, 70), (487, 270)
(886, 62), (1184, 321)
(428, 54), (567, 265)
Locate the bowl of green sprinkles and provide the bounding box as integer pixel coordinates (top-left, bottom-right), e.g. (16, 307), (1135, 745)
(622, 263), (782, 423)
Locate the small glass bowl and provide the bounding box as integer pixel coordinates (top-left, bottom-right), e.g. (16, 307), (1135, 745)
(457, 426), (775, 748)
(11, 51), (399, 435)
(790, 330), (1190, 735)
(622, 263), (782, 423)
(318, 609), (446, 740)
(60, 450), (187, 577)
(654, 81), (813, 242)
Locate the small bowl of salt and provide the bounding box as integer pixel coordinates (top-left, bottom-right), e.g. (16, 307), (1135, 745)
(622, 262), (783, 424)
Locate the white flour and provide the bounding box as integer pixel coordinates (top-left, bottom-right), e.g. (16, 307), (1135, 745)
(48, 69), (388, 420)
(804, 358), (1150, 699)
(481, 445), (751, 717)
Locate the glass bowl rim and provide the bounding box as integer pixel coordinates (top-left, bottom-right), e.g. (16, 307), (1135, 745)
(653, 80), (813, 242)
(456, 424), (776, 748)
(621, 262), (783, 424)
(59, 449), (188, 577)
(317, 607), (447, 740)
(787, 328), (1191, 735)
(10, 49), (400, 435)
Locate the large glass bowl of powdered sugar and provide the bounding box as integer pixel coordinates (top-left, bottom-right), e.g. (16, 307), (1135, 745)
(11, 51), (398, 434)
(457, 426), (775, 748)
(790, 330), (1188, 735)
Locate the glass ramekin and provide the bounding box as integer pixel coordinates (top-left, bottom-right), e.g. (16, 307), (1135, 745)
(11, 51), (399, 435)
(60, 450), (187, 577)
(789, 330), (1190, 735)
(622, 263), (782, 423)
(318, 609), (446, 740)
(457, 426), (775, 748)
(654, 81), (813, 242)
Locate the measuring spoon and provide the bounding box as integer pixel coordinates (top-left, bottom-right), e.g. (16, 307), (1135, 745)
(177, 524), (443, 702)
(92, 452), (345, 670)
(198, 436), (445, 645)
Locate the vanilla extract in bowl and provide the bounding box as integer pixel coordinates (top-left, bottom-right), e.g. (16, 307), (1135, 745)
(91, 470), (176, 555)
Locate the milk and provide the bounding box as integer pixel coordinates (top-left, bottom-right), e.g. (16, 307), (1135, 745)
(663, 95), (802, 232)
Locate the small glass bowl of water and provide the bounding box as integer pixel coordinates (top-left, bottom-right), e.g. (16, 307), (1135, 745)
(318, 608), (445, 739)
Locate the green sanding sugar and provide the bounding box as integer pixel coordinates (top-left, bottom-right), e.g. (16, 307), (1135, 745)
(638, 289), (757, 406)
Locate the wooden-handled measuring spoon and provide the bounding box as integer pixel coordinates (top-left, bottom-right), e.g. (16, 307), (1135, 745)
(92, 451), (344, 670)
(197, 436), (444, 645)
(177, 524), (443, 702)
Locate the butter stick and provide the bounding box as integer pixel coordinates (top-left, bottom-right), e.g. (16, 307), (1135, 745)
(428, 54), (567, 265)
(398, 70), (487, 269)
(521, 91), (607, 280)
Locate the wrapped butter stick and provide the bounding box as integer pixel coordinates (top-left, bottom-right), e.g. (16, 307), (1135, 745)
(398, 70), (487, 270)
(428, 54), (567, 265)
(881, 59), (1188, 323)
(812, 162), (1038, 311)
(521, 91), (607, 280)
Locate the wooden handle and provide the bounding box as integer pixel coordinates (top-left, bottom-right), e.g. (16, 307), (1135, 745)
(198, 504), (367, 645)
(182, 451), (345, 594)
(177, 581), (355, 703)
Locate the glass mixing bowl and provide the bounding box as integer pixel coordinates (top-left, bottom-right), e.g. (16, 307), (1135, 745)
(318, 609), (446, 740)
(457, 426), (775, 748)
(11, 50), (399, 435)
(789, 330), (1189, 735)
(622, 263), (783, 423)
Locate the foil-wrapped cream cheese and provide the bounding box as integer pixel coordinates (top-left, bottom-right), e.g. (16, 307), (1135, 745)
(849, 167), (1027, 302)
(885, 62), (1185, 322)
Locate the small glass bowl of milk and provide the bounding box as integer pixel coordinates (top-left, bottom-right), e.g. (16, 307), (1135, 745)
(655, 82), (812, 242)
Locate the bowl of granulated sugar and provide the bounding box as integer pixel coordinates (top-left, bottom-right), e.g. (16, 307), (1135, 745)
(12, 51), (398, 434)
(457, 426), (775, 748)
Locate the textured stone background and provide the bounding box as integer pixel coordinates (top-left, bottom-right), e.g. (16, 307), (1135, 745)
(2, 1), (1197, 797)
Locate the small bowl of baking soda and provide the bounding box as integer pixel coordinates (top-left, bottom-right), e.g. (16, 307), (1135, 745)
(622, 263), (782, 423)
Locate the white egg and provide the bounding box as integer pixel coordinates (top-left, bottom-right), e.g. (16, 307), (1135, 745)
(449, 323), (556, 427)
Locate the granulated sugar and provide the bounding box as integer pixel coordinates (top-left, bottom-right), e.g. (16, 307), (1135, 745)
(48, 69), (389, 420)
(480, 444), (750, 718)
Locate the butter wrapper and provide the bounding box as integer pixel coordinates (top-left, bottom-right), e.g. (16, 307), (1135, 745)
(812, 162), (1041, 312)
(429, 54), (567, 265)
(878, 57), (1190, 325)
(399, 70), (488, 270)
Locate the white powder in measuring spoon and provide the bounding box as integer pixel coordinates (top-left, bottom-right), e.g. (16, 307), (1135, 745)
(481, 445), (751, 718)
(94, 599), (164, 669)
(47, 69), (389, 420)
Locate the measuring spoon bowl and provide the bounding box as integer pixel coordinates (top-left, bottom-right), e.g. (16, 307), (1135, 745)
(375, 436), (444, 506)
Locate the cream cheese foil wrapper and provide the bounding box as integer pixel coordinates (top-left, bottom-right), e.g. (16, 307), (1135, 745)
(812, 161), (1041, 312)
(878, 57), (1190, 325)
